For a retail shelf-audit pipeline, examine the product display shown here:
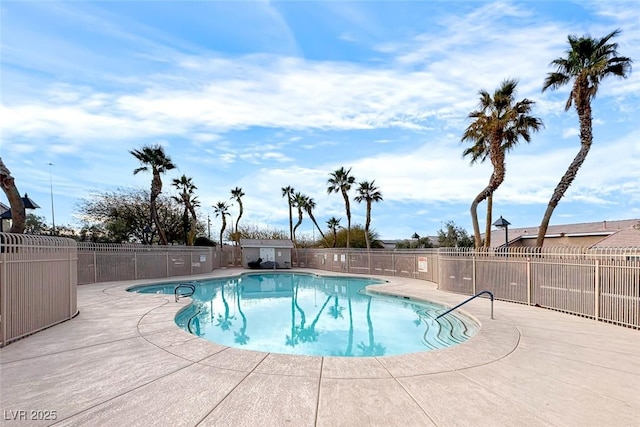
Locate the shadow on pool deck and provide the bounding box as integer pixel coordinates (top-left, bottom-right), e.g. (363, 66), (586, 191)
(1, 268), (638, 426)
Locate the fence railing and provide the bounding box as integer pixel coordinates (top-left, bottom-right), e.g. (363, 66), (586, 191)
(0, 233), (78, 346)
(3, 239), (637, 347)
(294, 247), (640, 329)
(76, 242), (220, 284)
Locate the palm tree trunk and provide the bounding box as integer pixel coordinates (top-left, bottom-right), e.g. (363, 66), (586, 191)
(484, 193), (493, 248)
(0, 162), (26, 234)
(536, 103), (592, 247)
(0, 159), (26, 234)
(308, 213), (326, 240)
(469, 191), (485, 248)
(364, 202), (371, 250)
(188, 203), (197, 246)
(342, 191), (351, 250)
(151, 173), (168, 245)
(220, 217), (226, 248)
(287, 199), (293, 241)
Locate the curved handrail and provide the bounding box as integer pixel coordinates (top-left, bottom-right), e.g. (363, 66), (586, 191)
(436, 290), (494, 320)
(174, 283), (196, 302)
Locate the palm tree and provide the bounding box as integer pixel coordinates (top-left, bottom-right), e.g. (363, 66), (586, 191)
(326, 217), (341, 248)
(357, 297), (386, 357)
(130, 144), (176, 245)
(461, 79), (543, 248)
(536, 29), (632, 247)
(292, 192), (307, 246)
(0, 158), (26, 233)
(281, 186), (295, 241)
(215, 282), (234, 331)
(213, 201), (231, 248)
(172, 175), (198, 245)
(234, 282), (249, 345)
(230, 187), (245, 240)
(298, 295), (332, 343)
(328, 295), (344, 319)
(354, 180), (383, 250)
(303, 197), (326, 241)
(327, 167), (356, 249)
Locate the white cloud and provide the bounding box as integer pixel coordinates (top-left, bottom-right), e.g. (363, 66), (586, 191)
(562, 128), (580, 139)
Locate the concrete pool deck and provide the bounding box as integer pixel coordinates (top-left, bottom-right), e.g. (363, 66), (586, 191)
(1, 268), (638, 426)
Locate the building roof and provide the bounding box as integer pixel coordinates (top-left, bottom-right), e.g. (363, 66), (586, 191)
(240, 239), (294, 248)
(0, 202), (8, 214)
(485, 218), (640, 248)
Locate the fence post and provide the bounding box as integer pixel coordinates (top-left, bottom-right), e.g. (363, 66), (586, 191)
(166, 251), (169, 277)
(134, 251), (138, 280)
(93, 250), (97, 284)
(1, 248), (7, 346)
(472, 253), (476, 295)
(190, 251), (194, 275)
(69, 247), (74, 317)
(527, 257), (532, 306)
(594, 259), (600, 321)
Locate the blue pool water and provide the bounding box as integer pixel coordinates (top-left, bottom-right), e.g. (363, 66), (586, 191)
(128, 273), (479, 357)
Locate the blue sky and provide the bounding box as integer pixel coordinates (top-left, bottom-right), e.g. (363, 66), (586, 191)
(1, 1), (638, 240)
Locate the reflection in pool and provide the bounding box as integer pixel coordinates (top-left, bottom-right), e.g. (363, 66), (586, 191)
(130, 273), (479, 357)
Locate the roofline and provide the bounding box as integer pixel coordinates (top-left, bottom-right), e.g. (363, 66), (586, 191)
(519, 231), (614, 239)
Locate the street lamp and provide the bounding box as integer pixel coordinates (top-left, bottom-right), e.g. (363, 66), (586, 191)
(493, 216), (511, 249)
(47, 162), (56, 235)
(412, 232), (420, 248)
(143, 225), (152, 245)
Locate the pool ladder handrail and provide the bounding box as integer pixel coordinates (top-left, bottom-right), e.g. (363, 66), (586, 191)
(174, 283), (196, 302)
(435, 290), (494, 320)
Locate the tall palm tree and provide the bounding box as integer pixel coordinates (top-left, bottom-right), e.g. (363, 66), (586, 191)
(292, 192), (308, 246)
(281, 186), (295, 241)
(357, 297), (386, 357)
(0, 158), (26, 233)
(354, 180), (383, 250)
(303, 197), (326, 241)
(326, 217), (341, 248)
(327, 167), (355, 249)
(537, 29), (632, 247)
(234, 282), (249, 345)
(461, 79), (543, 248)
(130, 144), (176, 245)
(213, 201), (231, 248)
(230, 187), (245, 240)
(172, 175), (198, 246)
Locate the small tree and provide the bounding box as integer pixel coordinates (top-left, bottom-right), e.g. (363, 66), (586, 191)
(437, 221), (474, 248)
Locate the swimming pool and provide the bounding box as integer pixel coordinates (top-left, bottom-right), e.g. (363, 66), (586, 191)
(129, 272), (479, 357)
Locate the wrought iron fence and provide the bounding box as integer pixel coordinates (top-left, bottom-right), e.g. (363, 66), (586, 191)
(294, 247), (640, 329)
(76, 242), (220, 284)
(0, 233), (77, 346)
(3, 238), (637, 347)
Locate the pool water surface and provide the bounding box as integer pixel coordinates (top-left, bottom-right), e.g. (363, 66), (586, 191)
(129, 272), (479, 357)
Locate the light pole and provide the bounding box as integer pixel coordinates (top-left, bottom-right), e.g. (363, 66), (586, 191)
(493, 216), (511, 249)
(47, 162), (56, 235)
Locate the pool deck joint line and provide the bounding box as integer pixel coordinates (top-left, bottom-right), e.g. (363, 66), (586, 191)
(1, 268), (638, 426)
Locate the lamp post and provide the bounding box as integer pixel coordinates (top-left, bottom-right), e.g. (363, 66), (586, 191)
(143, 225), (152, 245)
(412, 232), (420, 248)
(47, 162), (56, 235)
(493, 216), (511, 249)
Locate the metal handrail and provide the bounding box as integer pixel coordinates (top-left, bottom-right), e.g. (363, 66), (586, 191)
(436, 290), (494, 320)
(174, 283), (196, 302)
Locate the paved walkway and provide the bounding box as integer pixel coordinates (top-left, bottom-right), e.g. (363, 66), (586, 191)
(1, 269), (638, 426)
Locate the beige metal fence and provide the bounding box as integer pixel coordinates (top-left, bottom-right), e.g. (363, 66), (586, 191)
(296, 247), (639, 329)
(3, 239), (637, 347)
(77, 243), (218, 284)
(0, 233), (77, 346)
